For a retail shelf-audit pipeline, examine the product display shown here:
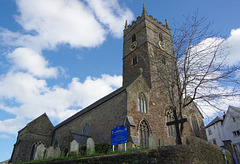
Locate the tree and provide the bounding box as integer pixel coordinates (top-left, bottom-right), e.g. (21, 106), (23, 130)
(151, 12), (240, 144)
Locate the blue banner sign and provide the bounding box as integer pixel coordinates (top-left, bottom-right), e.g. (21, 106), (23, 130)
(221, 149), (226, 155)
(111, 126), (127, 145)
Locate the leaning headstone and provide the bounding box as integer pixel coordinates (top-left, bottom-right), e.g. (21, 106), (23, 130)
(34, 143), (46, 160)
(45, 146), (54, 159)
(54, 147), (61, 158)
(86, 138), (95, 155)
(70, 140), (79, 154)
(149, 134), (158, 149)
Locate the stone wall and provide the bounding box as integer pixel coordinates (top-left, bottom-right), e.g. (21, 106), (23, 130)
(186, 136), (233, 163)
(28, 137), (234, 164)
(181, 100), (207, 143)
(52, 90), (127, 153)
(126, 75), (176, 146)
(10, 114), (53, 163)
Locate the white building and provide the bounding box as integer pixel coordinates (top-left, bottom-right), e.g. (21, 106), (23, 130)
(205, 106), (240, 153)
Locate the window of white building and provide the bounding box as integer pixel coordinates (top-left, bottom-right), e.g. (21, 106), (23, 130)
(233, 130), (240, 137)
(208, 128), (212, 135)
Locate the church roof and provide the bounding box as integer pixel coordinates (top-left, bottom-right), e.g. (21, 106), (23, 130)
(205, 116), (223, 128)
(228, 105), (240, 113)
(71, 132), (90, 145)
(54, 85), (127, 130)
(18, 113), (53, 133)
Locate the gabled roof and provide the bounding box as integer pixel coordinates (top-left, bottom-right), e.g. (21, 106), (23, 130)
(18, 113), (53, 133)
(205, 116), (223, 128)
(222, 105), (240, 126)
(205, 105), (240, 128)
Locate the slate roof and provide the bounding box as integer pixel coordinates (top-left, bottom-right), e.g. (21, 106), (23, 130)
(205, 116), (223, 128)
(71, 132), (90, 145)
(54, 85), (127, 130)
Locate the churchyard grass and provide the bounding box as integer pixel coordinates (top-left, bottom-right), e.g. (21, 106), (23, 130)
(23, 146), (149, 163)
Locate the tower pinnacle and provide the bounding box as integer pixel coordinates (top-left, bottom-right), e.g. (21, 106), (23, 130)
(165, 19), (169, 29)
(125, 20), (128, 29)
(142, 4), (146, 14)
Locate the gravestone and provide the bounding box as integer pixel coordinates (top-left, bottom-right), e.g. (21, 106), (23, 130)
(45, 146), (54, 159)
(118, 144), (124, 152)
(149, 134), (158, 149)
(54, 147), (61, 158)
(159, 139), (164, 146)
(34, 143), (46, 160)
(70, 140), (79, 154)
(86, 138), (95, 155)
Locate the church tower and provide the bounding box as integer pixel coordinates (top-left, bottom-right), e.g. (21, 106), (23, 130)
(123, 4), (175, 88)
(123, 5), (180, 147)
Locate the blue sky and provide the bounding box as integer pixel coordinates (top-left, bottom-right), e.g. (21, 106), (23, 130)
(0, 0), (240, 162)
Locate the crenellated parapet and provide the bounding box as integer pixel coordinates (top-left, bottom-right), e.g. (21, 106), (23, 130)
(124, 4), (170, 35)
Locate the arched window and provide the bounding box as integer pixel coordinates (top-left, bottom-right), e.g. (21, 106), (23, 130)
(132, 34), (136, 42)
(191, 115), (200, 137)
(29, 141), (46, 161)
(138, 93), (147, 113)
(83, 123), (90, 136)
(139, 120), (150, 147)
(165, 108), (176, 137)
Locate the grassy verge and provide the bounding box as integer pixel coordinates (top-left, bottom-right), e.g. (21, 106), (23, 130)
(24, 147), (149, 164)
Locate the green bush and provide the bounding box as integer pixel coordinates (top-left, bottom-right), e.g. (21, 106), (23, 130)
(95, 143), (111, 154)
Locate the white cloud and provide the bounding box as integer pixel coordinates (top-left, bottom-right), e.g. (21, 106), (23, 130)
(227, 28), (240, 65)
(67, 74), (122, 108)
(0, 134), (11, 139)
(195, 85), (240, 117)
(0, 116), (28, 135)
(0, 71), (122, 134)
(180, 31), (240, 119)
(0, 0), (130, 135)
(0, 0), (134, 51)
(15, 0), (106, 50)
(87, 0), (134, 38)
(8, 47), (58, 78)
(0, 72), (47, 102)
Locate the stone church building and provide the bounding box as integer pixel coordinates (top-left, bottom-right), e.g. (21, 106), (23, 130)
(10, 6), (206, 163)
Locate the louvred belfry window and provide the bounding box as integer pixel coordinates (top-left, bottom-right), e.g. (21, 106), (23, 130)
(132, 34), (136, 42)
